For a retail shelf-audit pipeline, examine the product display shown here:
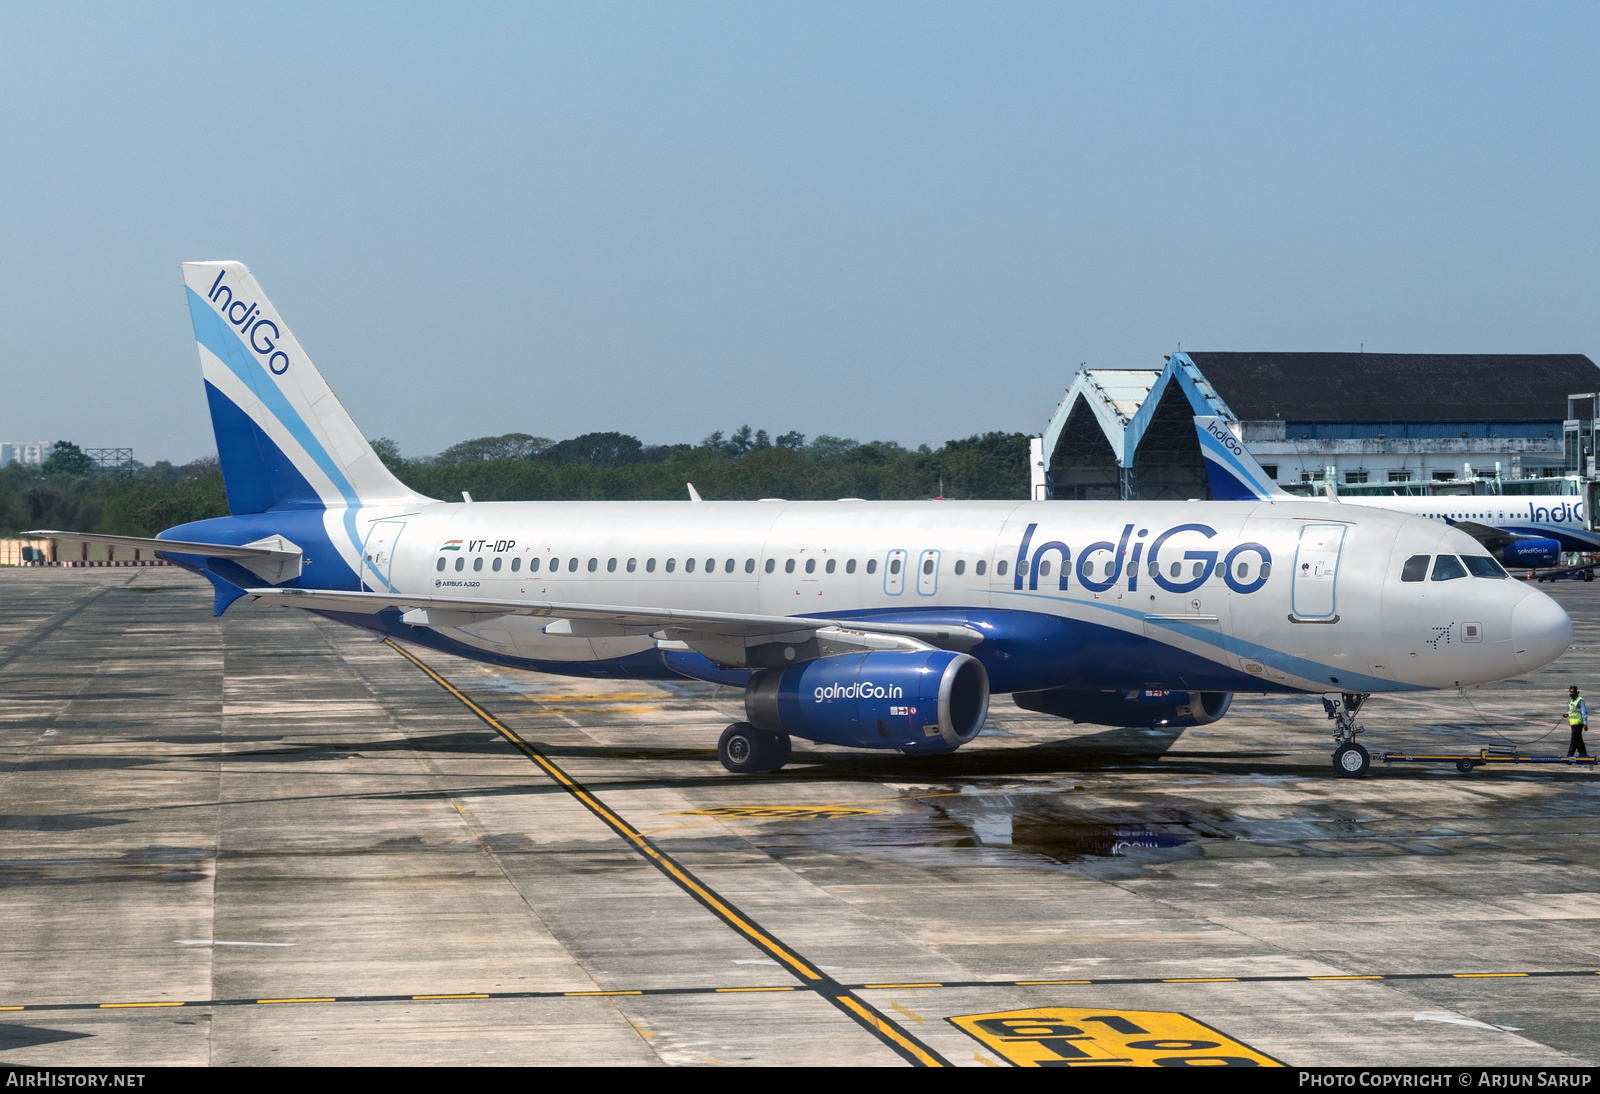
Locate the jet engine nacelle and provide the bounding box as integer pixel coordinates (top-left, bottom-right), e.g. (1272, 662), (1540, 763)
(1012, 688), (1232, 728)
(745, 650), (990, 752)
(1500, 538), (1561, 568)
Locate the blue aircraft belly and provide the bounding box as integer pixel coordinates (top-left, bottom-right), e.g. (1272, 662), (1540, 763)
(314, 603), (1300, 695)
(160, 543), (1309, 694)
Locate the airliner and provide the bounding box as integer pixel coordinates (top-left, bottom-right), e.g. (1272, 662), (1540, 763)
(1195, 416), (1599, 566)
(30, 263), (1574, 779)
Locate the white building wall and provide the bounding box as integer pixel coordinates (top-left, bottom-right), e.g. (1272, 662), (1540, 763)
(1, 441), (53, 467)
(1240, 427), (1564, 484)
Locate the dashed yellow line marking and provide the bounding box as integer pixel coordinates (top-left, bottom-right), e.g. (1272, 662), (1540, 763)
(518, 707), (656, 715)
(563, 990), (643, 997)
(512, 693), (666, 702)
(99, 1001), (184, 1009)
(10, 967), (1599, 1015)
(1308, 975), (1384, 981)
(1452, 973), (1528, 978)
(674, 806), (884, 820)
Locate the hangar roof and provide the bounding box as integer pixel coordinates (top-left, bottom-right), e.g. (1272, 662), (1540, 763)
(1081, 369), (1161, 424)
(1040, 368), (1162, 468)
(1182, 352), (1600, 422)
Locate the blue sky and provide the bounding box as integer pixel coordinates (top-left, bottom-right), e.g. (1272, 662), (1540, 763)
(2, 3), (1597, 462)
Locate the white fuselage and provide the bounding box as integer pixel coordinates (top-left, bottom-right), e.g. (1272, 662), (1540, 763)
(1312, 492), (1593, 548)
(332, 496), (1570, 695)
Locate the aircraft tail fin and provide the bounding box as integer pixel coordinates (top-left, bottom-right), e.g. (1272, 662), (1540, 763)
(1194, 416), (1293, 501)
(181, 262), (431, 514)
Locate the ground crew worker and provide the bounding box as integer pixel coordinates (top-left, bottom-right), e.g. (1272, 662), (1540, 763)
(1568, 686), (1589, 758)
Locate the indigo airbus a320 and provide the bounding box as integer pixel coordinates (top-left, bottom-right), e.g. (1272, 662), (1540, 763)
(33, 263), (1573, 778)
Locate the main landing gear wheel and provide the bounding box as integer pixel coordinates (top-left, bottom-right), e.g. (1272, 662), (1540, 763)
(718, 723), (790, 774)
(1333, 742), (1370, 778)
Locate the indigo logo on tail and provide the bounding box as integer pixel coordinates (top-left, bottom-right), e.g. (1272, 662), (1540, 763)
(1204, 418), (1246, 456)
(207, 269), (289, 375)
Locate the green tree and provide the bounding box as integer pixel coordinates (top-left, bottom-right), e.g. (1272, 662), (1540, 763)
(544, 432), (645, 467)
(0, 424), (1032, 537)
(367, 437), (404, 472)
(435, 433), (551, 464)
(41, 441), (93, 477)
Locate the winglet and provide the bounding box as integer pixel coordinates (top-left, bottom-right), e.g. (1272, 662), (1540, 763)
(201, 569), (251, 617)
(1193, 416), (1292, 501)
(687, 483), (703, 502)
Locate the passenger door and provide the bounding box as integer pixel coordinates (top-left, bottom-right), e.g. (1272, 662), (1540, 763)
(1290, 523), (1345, 621)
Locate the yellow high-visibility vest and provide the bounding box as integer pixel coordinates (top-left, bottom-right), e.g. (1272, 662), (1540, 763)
(1570, 697), (1585, 726)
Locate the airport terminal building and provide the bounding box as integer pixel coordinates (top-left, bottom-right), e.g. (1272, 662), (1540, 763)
(1042, 351), (1600, 500)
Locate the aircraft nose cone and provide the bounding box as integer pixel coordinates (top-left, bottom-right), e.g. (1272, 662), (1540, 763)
(1512, 592), (1572, 673)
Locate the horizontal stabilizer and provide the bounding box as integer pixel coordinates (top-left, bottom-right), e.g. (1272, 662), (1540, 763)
(24, 531), (302, 584)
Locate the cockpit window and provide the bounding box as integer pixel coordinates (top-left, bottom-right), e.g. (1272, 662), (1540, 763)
(1401, 554), (1430, 582)
(1431, 554), (1469, 581)
(1461, 554), (1508, 579)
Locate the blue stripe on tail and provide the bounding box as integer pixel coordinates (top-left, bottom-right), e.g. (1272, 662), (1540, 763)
(1201, 451), (1268, 501)
(204, 381), (323, 513)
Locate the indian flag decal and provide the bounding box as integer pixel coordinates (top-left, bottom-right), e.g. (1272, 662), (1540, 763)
(441, 539), (463, 551)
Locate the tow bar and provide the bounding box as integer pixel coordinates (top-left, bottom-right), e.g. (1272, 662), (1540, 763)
(1378, 745), (1598, 774)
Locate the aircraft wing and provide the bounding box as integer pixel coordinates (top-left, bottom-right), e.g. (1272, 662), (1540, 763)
(23, 530), (303, 583)
(245, 586), (985, 667)
(1449, 520), (1547, 553)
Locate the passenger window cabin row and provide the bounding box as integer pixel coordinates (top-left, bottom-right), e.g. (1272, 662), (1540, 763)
(430, 550), (1271, 584)
(433, 553), (1001, 576)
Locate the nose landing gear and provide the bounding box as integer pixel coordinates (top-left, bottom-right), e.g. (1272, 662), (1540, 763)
(1325, 693), (1371, 777)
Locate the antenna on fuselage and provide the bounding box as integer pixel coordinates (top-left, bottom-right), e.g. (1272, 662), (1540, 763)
(687, 483), (703, 502)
